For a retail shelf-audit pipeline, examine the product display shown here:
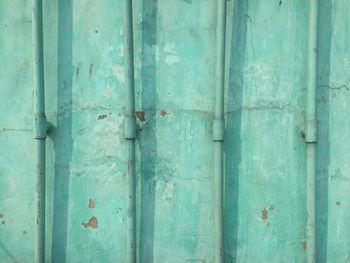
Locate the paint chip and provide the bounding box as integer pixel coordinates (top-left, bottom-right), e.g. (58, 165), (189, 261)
(135, 111), (145, 122)
(301, 241), (307, 250)
(165, 55), (180, 65)
(82, 216), (98, 229)
(98, 114), (108, 120)
(88, 199), (95, 209)
(160, 110), (169, 117)
(261, 208), (268, 220)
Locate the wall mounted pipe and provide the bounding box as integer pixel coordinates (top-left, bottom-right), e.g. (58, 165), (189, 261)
(124, 0), (137, 262)
(32, 0), (50, 262)
(213, 0), (227, 262)
(306, 0), (318, 262)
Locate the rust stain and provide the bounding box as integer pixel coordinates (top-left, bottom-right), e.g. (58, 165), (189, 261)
(301, 241), (307, 250)
(98, 114), (108, 120)
(135, 111), (145, 122)
(336, 201), (341, 206)
(269, 205), (275, 211)
(261, 208), (268, 220)
(82, 216), (98, 229)
(0, 214), (3, 218)
(88, 198), (95, 209)
(23, 230), (27, 235)
(160, 110), (169, 117)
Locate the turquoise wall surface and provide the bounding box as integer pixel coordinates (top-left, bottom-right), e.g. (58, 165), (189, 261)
(0, 0), (349, 262)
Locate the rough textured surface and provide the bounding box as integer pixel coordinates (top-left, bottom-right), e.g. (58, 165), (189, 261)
(0, 0), (349, 262)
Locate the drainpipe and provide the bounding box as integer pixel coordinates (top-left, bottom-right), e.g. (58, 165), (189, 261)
(306, 0), (318, 262)
(124, 0), (136, 262)
(33, 0), (50, 262)
(213, 0), (227, 262)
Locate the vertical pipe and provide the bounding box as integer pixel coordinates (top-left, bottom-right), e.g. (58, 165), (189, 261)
(213, 0), (227, 262)
(124, 0), (137, 262)
(306, 0), (318, 262)
(32, 0), (49, 262)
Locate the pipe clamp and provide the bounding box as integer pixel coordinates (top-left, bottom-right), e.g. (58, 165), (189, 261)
(305, 119), (317, 143)
(34, 113), (50, 140)
(125, 116), (136, 140)
(213, 119), (225, 142)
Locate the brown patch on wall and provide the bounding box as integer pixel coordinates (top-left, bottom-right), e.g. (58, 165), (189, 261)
(301, 241), (307, 250)
(160, 110), (169, 117)
(88, 199), (95, 209)
(0, 214), (3, 218)
(82, 216), (98, 229)
(135, 111), (145, 122)
(261, 209), (268, 220)
(98, 114), (108, 120)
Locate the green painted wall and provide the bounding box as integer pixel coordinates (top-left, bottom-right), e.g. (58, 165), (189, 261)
(0, 0), (348, 262)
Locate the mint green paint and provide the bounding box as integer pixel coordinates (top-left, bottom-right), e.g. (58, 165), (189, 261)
(32, 1), (51, 262)
(1, 0), (350, 262)
(305, 1), (318, 262)
(213, 1), (227, 262)
(124, 0), (137, 262)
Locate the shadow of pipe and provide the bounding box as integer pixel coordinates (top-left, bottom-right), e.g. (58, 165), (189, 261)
(224, 0), (248, 262)
(51, 0), (73, 262)
(316, 1), (332, 262)
(138, 0), (158, 262)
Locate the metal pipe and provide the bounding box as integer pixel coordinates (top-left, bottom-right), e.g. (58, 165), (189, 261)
(213, 0), (227, 262)
(124, 0), (136, 262)
(32, 0), (50, 262)
(306, 0), (318, 262)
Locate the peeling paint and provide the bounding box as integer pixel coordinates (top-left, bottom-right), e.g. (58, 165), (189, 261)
(135, 111), (145, 122)
(82, 216), (99, 229)
(165, 55), (180, 65)
(301, 241), (307, 250)
(261, 209), (268, 220)
(88, 199), (95, 209)
(98, 114), (108, 120)
(160, 110), (169, 117)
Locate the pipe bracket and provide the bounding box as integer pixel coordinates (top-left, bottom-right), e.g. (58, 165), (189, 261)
(305, 119), (317, 143)
(34, 113), (51, 140)
(125, 116), (136, 140)
(213, 119), (225, 142)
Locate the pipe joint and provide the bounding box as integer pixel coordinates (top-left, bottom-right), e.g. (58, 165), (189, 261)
(34, 113), (51, 140)
(213, 119), (225, 142)
(305, 119), (317, 143)
(125, 116), (136, 140)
